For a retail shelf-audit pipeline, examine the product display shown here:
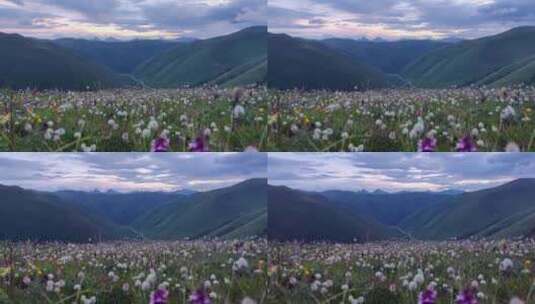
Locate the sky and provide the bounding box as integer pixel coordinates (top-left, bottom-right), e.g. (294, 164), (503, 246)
(0, 0), (266, 40)
(0, 153), (267, 192)
(269, 0), (535, 40)
(268, 153), (535, 192)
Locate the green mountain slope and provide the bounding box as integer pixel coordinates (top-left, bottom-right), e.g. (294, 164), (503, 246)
(133, 179), (267, 239)
(322, 191), (454, 226)
(268, 186), (401, 243)
(403, 26), (535, 87)
(268, 34), (388, 91)
(401, 179), (535, 239)
(135, 26), (267, 87)
(0, 185), (133, 242)
(54, 191), (188, 225)
(54, 39), (177, 73)
(323, 39), (449, 74)
(0, 33), (130, 90)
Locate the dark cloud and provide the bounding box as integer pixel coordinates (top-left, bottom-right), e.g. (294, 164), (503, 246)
(270, 0), (535, 39)
(0, 153), (267, 192)
(0, 0), (266, 39)
(268, 153), (535, 192)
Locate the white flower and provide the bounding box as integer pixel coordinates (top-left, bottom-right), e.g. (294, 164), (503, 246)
(500, 258), (514, 272)
(348, 144), (364, 152)
(505, 142), (520, 152)
(148, 118), (159, 131)
(81, 143), (96, 152)
(233, 257), (249, 271)
(53, 128), (65, 136)
(510, 297), (525, 304)
(241, 297), (257, 304)
(44, 128), (53, 140)
(312, 128), (321, 141)
(46, 280), (54, 292)
(410, 118), (425, 139)
(141, 280), (151, 291)
(500, 105), (516, 121)
(310, 280), (320, 291)
(142, 128), (152, 139)
(414, 272), (425, 285)
(81, 295), (96, 304)
(108, 119), (118, 130)
(233, 105), (245, 119)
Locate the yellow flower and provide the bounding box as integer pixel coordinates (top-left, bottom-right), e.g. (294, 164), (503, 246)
(0, 114), (9, 125)
(269, 113), (279, 125)
(0, 267), (10, 278)
(268, 265), (278, 276)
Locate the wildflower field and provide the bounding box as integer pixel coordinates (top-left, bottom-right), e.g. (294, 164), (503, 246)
(269, 240), (535, 304)
(1, 86), (534, 152)
(0, 87), (270, 152)
(0, 240), (268, 304)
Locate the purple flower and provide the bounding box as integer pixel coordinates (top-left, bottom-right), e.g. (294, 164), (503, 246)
(189, 290), (211, 304)
(188, 137), (209, 152)
(151, 137), (170, 152)
(418, 287), (437, 304)
(150, 288), (169, 304)
(456, 136), (477, 152)
(456, 289), (479, 304)
(418, 136), (437, 152)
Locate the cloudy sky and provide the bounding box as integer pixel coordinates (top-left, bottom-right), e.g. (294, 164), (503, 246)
(268, 153), (535, 192)
(269, 0), (535, 40)
(0, 153), (266, 192)
(0, 0), (266, 39)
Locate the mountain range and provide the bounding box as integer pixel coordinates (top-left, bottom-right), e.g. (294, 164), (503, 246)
(0, 32), (132, 90)
(268, 178), (535, 242)
(135, 26), (267, 88)
(3, 178), (534, 243)
(0, 26), (267, 90)
(268, 26), (535, 90)
(0, 179), (266, 242)
(267, 33), (388, 90)
(3, 26), (534, 91)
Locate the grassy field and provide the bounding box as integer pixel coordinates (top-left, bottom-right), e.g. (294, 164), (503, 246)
(1, 86), (534, 152)
(2, 239), (534, 303)
(0, 240), (268, 304)
(269, 240), (535, 304)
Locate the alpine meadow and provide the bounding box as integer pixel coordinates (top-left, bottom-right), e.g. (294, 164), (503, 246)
(3, 0), (535, 304)
(267, 153), (535, 304)
(0, 153), (269, 304)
